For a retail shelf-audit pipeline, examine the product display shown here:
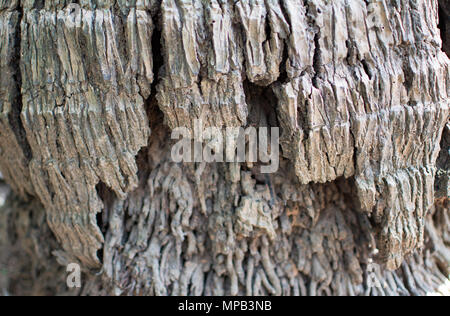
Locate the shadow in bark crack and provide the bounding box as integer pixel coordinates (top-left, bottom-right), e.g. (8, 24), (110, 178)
(135, 13), (171, 179)
(435, 124), (449, 201)
(438, 0), (450, 56)
(244, 80), (279, 129)
(94, 181), (112, 263)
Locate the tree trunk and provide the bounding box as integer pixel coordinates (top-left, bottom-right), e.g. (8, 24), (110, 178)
(0, 0), (449, 296)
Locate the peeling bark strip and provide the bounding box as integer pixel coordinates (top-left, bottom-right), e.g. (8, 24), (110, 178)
(157, 0), (248, 131)
(19, 1), (153, 268)
(0, 0), (449, 294)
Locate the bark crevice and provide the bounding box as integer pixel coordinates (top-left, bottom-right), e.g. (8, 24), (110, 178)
(439, 0), (449, 56)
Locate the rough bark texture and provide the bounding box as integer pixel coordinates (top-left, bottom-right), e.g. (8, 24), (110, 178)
(0, 0), (449, 296)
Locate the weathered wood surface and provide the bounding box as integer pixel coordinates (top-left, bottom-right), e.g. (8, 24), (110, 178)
(0, 0), (449, 295)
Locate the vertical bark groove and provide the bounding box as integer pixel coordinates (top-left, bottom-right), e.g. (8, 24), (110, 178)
(0, 1), (33, 199)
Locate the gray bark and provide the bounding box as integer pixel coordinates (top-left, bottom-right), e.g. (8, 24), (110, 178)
(0, 0), (449, 296)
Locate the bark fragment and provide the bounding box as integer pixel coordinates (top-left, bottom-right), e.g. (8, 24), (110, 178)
(19, 1), (154, 267)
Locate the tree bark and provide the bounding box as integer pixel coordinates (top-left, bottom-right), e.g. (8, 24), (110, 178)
(0, 0), (449, 296)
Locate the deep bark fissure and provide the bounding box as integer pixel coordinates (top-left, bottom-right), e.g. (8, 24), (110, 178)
(435, 124), (449, 201)
(361, 59), (373, 80)
(278, 44), (290, 84)
(8, 5), (31, 163)
(95, 182), (110, 235)
(439, 0), (449, 56)
(95, 181), (111, 264)
(244, 80), (279, 129)
(312, 31), (322, 88)
(137, 13), (166, 180)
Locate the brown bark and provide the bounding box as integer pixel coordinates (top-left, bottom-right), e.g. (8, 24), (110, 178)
(0, 0), (449, 296)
